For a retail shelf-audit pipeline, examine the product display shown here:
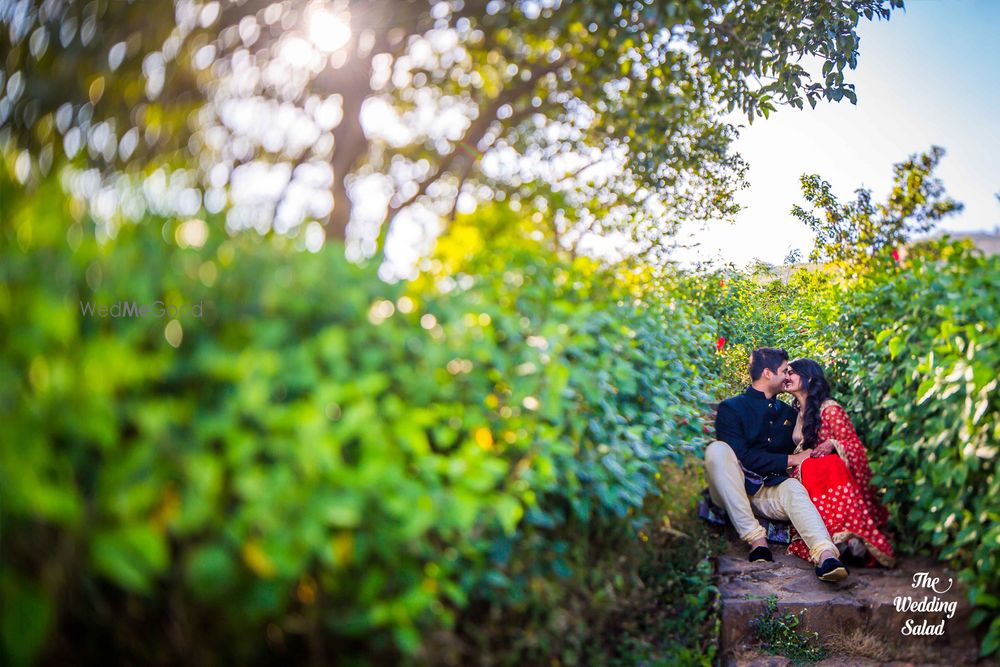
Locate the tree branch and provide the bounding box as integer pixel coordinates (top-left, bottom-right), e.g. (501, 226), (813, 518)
(376, 56), (567, 250)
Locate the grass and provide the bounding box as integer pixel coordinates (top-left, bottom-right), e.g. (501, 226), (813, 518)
(604, 461), (728, 667)
(824, 626), (891, 662)
(823, 624), (948, 664)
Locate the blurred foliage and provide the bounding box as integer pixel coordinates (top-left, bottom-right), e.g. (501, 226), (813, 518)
(427, 462), (726, 666)
(1, 0), (902, 255)
(791, 146), (963, 266)
(0, 147), (723, 664)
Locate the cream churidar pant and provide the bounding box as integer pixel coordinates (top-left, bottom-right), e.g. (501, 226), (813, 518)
(704, 440), (837, 564)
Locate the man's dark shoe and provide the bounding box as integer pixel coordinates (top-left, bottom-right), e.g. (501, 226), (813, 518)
(748, 546), (773, 563)
(815, 557), (849, 582)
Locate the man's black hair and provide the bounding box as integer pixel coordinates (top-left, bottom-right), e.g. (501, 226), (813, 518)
(749, 347), (789, 381)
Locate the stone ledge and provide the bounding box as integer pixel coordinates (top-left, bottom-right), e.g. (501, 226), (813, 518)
(717, 541), (989, 666)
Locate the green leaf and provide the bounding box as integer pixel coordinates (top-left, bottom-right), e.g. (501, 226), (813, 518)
(494, 495), (523, 536)
(186, 544), (237, 601)
(875, 329), (894, 344)
(981, 622), (1000, 657)
(0, 570), (53, 667)
(394, 625), (422, 655)
(916, 379), (936, 404)
(91, 523), (169, 593)
(972, 590), (1000, 608)
(320, 492), (363, 528)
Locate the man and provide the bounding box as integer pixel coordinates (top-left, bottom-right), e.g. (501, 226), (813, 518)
(704, 347), (848, 582)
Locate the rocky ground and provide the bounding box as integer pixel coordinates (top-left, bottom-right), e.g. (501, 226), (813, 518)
(714, 534), (997, 667)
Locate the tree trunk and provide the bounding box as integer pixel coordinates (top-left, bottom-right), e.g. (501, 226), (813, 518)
(325, 71), (369, 241)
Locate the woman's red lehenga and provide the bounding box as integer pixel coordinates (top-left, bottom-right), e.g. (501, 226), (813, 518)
(787, 401), (896, 567)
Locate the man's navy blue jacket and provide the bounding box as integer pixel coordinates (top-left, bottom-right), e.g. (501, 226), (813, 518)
(715, 386), (798, 486)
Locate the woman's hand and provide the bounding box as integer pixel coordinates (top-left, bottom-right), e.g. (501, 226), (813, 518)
(811, 439), (838, 457)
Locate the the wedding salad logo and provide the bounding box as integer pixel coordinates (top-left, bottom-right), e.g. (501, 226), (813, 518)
(894, 572), (957, 636)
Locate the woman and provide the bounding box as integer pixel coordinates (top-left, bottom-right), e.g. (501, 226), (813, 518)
(782, 358), (896, 567)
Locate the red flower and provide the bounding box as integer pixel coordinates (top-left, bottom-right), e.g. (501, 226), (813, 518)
(719, 279), (726, 288)
(716, 336), (726, 351)
(891, 247), (901, 263)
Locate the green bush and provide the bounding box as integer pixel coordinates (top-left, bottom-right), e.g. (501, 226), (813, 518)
(0, 165), (720, 665)
(679, 243), (999, 658)
(433, 462), (725, 666)
(677, 262), (836, 395)
(815, 243), (1000, 657)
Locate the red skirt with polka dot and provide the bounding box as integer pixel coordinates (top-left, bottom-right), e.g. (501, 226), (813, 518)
(787, 402), (896, 567)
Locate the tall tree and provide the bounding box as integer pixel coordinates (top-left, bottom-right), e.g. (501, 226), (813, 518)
(791, 145), (963, 265)
(2, 0), (903, 258)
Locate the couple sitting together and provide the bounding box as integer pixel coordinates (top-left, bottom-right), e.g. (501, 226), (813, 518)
(704, 347), (895, 582)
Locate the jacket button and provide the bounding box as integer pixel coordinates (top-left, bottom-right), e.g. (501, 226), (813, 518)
(767, 437), (772, 442)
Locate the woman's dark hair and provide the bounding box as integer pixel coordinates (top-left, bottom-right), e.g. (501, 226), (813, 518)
(788, 358), (833, 448)
(748, 347), (789, 381)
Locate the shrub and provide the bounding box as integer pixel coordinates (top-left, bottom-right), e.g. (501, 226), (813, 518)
(677, 262), (835, 395)
(816, 243), (1000, 657)
(676, 242), (1000, 658)
(0, 167), (720, 665)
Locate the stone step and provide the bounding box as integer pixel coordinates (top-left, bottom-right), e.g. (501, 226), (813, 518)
(716, 539), (991, 666)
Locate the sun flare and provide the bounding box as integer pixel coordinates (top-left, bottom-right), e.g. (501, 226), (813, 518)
(308, 6), (351, 54)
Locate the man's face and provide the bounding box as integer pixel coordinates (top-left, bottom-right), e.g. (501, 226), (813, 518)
(766, 361), (790, 393)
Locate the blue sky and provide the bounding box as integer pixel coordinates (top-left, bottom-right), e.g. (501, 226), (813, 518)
(674, 0), (1000, 266)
